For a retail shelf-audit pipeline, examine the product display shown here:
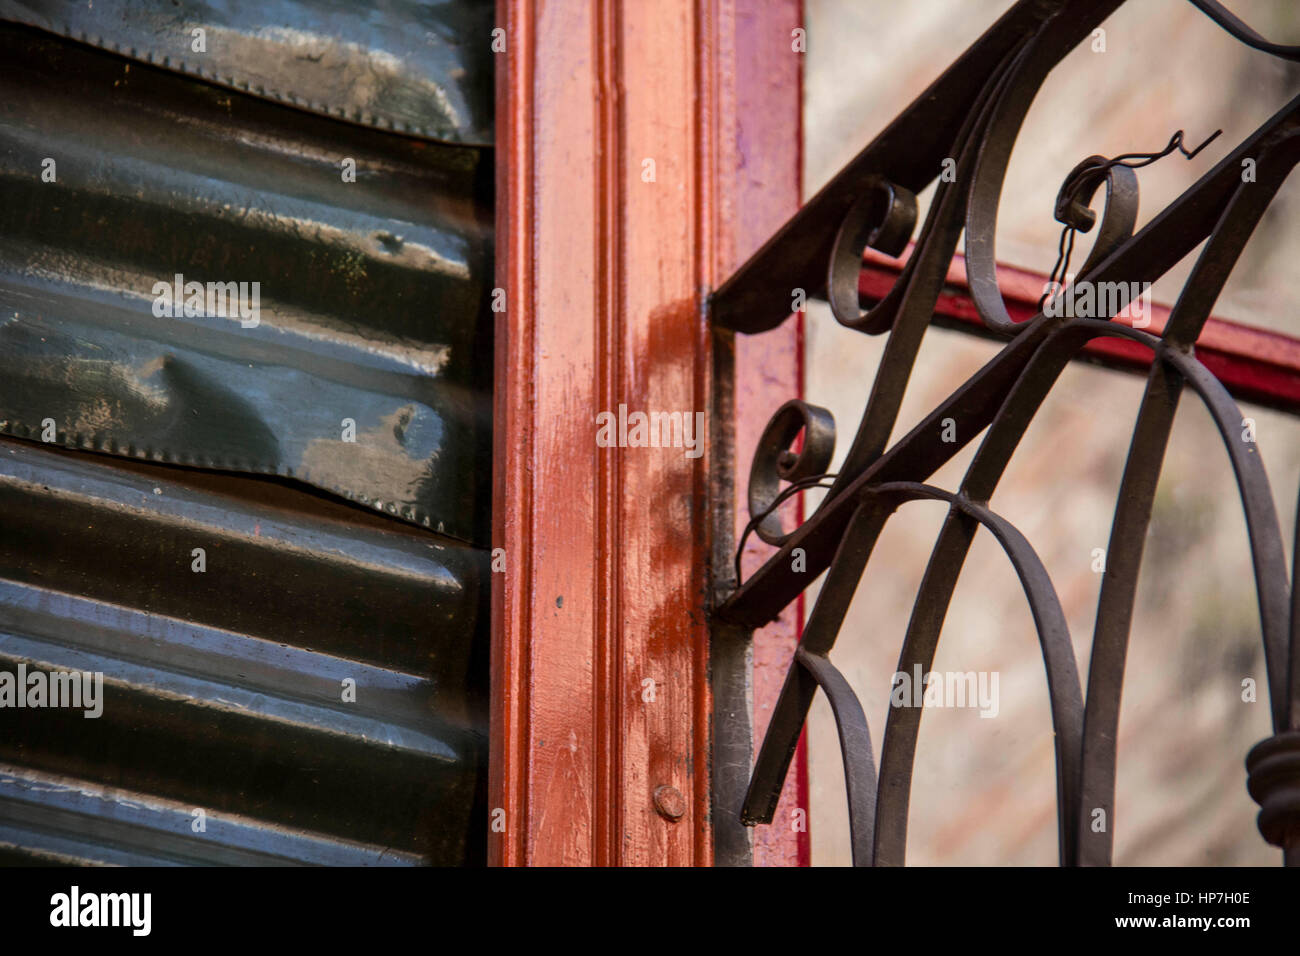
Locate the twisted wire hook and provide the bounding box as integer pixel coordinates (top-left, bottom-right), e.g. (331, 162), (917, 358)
(1038, 128), (1222, 311)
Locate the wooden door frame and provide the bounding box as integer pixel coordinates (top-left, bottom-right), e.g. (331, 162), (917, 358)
(490, 0), (807, 866)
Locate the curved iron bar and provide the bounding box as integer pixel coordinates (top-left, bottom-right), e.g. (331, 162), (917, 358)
(722, 0), (1300, 865)
(794, 645), (879, 866)
(822, 35), (1023, 339)
(870, 311), (1171, 865)
(825, 177), (917, 334)
(1036, 158), (1138, 312)
(868, 311), (1293, 865)
(873, 319), (1127, 867)
(805, 22), (1075, 530)
(739, 483), (1082, 862)
(866, 482), (1085, 866)
(728, 90), (1300, 623)
(719, 59), (1300, 633)
(1035, 129), (1222, 311)
(962, 6), (1143, 336)
(1057, 129), (1221, 221)
(746, 398), (837, 547)
(741, 499), (892, 825)
(1078, 136), (1300, 864)
(818, 38), (1033, 498)
(1188, 0), (1300, 62)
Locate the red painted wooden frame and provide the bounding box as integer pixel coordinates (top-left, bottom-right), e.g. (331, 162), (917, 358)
(490, 0), (1300, 867)
(491, 0), (806, 866)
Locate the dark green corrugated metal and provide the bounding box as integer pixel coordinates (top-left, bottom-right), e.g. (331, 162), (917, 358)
(0, 3), (492, 866)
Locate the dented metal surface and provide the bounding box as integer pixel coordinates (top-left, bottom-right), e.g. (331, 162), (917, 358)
(0, 439), (488, 865)
(0, 25), (493, 544)
(0, 0), (495, 145)
(0, 9), (492, 866)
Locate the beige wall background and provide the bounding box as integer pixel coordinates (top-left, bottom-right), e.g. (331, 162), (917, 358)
(800, 0), (1300, 865)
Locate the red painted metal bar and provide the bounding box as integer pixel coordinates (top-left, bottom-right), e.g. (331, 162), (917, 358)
(861, 246), (1300, 414)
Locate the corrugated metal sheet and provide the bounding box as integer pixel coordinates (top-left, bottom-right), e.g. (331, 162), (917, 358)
(0, 439), (488, 865)
(0, 0), (495, 145)
(0, 23), (493, 542)
(0, 7), (491, 866)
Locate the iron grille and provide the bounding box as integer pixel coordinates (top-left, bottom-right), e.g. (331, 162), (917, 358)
(712, 0), (1300, 866)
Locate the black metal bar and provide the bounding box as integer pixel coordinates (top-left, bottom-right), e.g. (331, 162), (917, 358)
(709, 0), (1123, 334)
(796, 647), (878, 867)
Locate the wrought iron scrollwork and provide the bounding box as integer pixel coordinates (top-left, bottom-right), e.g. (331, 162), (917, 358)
(746, 400), (836, 547)
(715, 0), (1300, 865)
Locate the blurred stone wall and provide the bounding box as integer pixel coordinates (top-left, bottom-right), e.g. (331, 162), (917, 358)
(800, 0), (1300, 865)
